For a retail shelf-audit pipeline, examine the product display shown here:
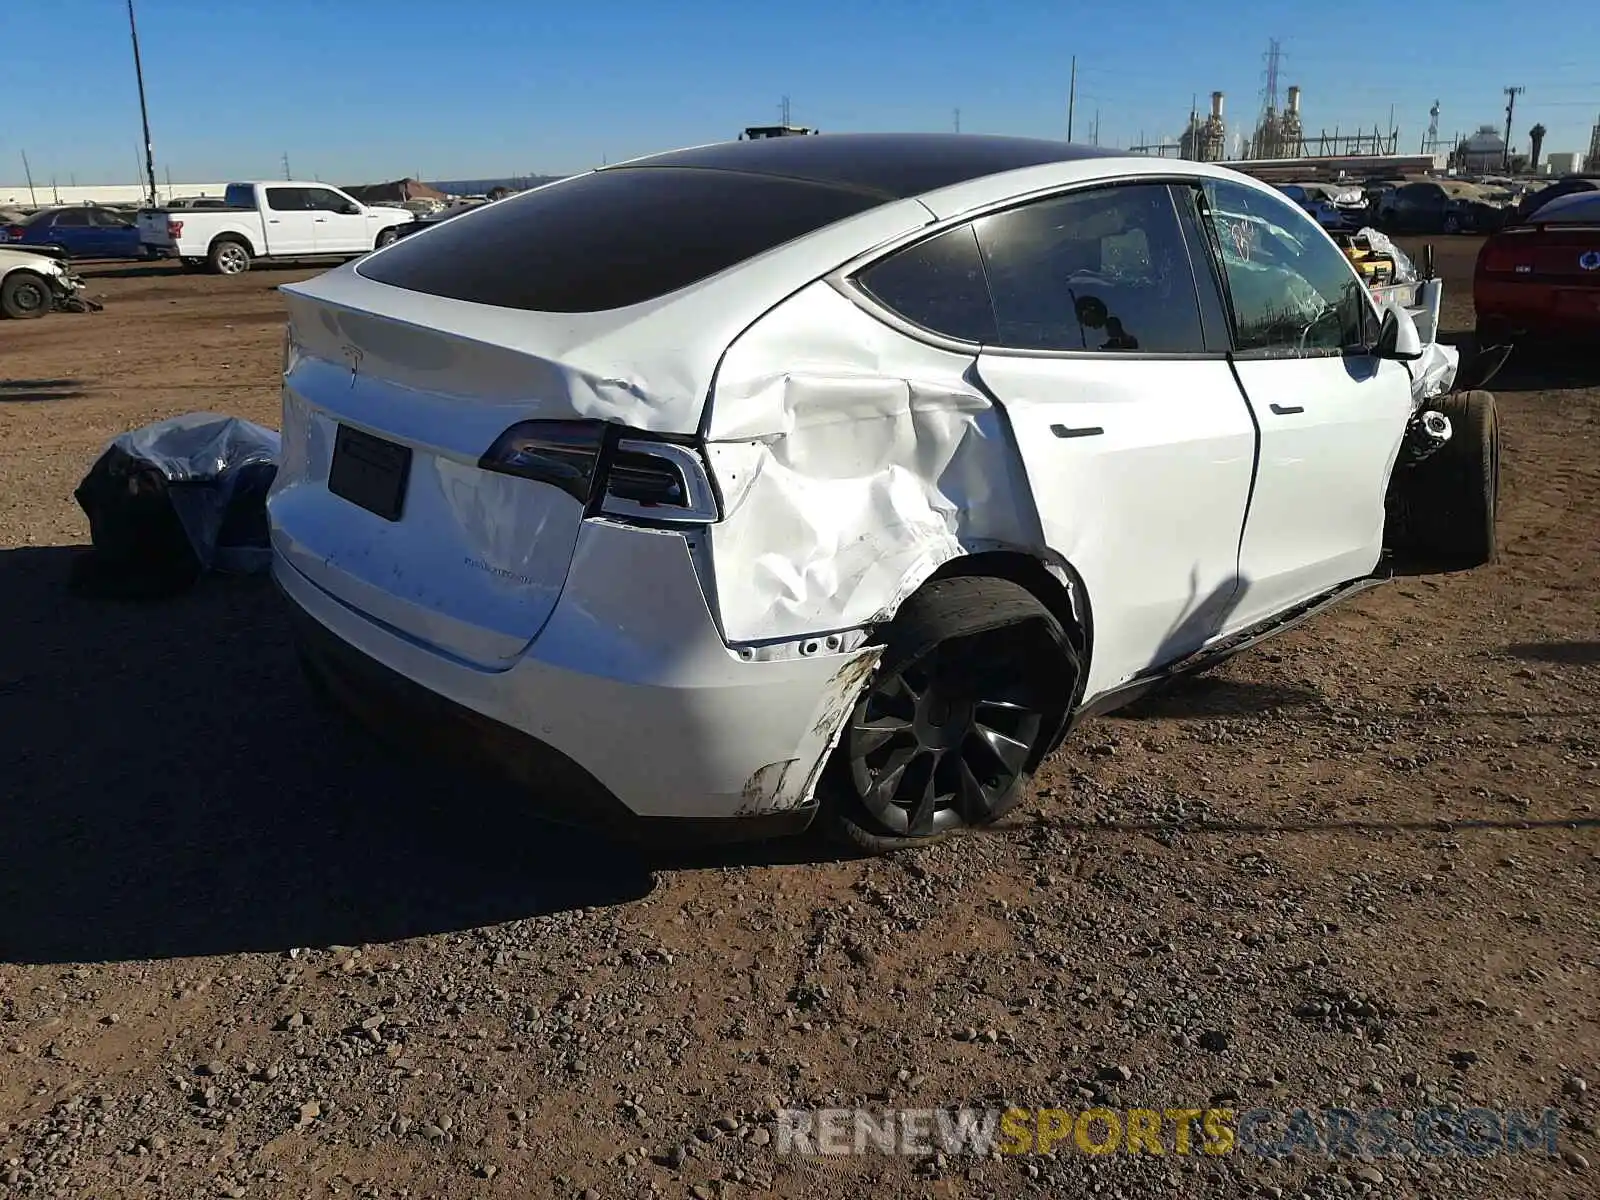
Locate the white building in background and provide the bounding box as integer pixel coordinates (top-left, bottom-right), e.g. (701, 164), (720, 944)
(0, 182), (231, 208)
(1544, 151), (1586, 176)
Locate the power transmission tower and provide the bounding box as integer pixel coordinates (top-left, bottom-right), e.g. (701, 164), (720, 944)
(282, 152), (292, 180)
(780, 94), (791, 126)
(953, 107), (961, 133)
(1502, 86), (1525, 171)
(1422, 99), (1439, 154)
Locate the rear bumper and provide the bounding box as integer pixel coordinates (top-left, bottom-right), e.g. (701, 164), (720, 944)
(1474, 284), (1600, 342)
(272, 518), (879, 837)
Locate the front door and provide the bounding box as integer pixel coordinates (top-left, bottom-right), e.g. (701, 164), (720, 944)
(261, 186), (318, 256)
(305, 187), (369, 254)
(967, 183), (1257, 698)
(1188, 180), (1414, 634)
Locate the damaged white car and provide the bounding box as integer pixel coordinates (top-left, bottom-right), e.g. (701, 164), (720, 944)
(0, 244), (92, 319)
(269, 134), (1497, 852)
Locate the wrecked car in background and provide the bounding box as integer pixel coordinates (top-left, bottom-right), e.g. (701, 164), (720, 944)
(1276, 182), (1368, 232)
(268, 134), (1499, 854)
(0, 244), (97, 318)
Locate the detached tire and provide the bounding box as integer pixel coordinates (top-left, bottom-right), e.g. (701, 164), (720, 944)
(822, 577), (1079, 855)
(1396, 390), (1501, 568)
(0, 270), (51, 319)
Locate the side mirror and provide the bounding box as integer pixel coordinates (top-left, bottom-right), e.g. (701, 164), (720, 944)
(1375, 305), (1424, 361)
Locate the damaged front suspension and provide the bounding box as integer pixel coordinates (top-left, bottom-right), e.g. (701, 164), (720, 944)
(1398, 409), (1452, 466)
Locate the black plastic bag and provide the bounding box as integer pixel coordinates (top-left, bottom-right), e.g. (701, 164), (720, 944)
(71, 414), (280, 598)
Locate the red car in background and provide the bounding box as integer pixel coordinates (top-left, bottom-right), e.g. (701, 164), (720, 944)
(1474, 191), (1600, 347)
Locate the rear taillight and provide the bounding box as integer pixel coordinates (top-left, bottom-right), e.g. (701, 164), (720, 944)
(478, 420), (719, 525)
(167, 219), (184, 239)
(3, 225), (23, 240)
(1480, 235), (1532, 274)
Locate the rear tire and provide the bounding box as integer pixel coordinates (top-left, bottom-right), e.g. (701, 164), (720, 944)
(1391, 390), (1500, 568)
(374, 227), (399, 250)
(0, 270), (51, 319)
(208, 238), (251, 275)
(822, 577), (1079, 855)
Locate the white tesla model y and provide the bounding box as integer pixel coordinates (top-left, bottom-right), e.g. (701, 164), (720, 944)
(269, 133), (1496, 852)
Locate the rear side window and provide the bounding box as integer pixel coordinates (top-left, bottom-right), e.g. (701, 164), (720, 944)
(973, 184), (1208, 353)
(52, 209), (90, 227)
(358, 167), (888, 313)
(265, 187), (308, 212)
(856, 224), (997, 343)
(225, 184), (257, 209)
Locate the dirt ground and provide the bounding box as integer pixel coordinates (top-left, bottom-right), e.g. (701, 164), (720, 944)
(1, 241), (1596, 1200)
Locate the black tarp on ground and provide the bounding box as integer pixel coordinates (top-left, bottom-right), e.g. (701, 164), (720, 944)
(71, 414), (279, 598)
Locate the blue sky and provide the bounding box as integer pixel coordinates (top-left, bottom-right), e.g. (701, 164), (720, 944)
(8, 0), (1598, 186)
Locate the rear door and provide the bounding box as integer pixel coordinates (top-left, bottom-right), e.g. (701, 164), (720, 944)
(1186, 179), (1413, 634)
(304, 187), (370, 253)
(44, 209), (93, 256)
(261, 186), (317, 255)
(964, 182), (1258, 698)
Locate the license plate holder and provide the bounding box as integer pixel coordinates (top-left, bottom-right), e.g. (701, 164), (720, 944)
(328, 425), (411, 522)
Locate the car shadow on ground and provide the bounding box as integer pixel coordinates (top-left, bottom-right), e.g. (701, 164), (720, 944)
(1439, 331), (1596, 390)
(1505, 640), (1600, 666)
(0, 546), (669, 966)
(1114, 675), (1321, 720)
(0, 379), (86, 403)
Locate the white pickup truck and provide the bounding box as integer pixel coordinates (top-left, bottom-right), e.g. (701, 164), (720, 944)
(137, 181), (414, 275)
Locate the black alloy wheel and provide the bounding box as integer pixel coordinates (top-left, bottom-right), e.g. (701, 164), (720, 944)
(826, 576), (1077, 852)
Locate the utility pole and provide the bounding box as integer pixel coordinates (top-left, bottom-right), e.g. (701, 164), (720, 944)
(1502, 86), (1525, 171)
(126, 0), (159, 208)
(953, 107), (960, 133)
(1067, 55), (1077, 142)
(20, 150), (36, 207)
(1093, 108), (1101, 146)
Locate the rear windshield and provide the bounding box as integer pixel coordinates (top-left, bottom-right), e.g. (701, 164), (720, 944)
(356, 167), (888, 313)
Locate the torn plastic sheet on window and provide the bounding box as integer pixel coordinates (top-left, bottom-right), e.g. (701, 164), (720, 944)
(72, 413), (280, 597)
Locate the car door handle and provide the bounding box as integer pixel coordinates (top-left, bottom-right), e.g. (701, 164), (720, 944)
(314, 218), (327, 223)
(1270, 403), (1305, 415)
(1051, 424), (1104, 439)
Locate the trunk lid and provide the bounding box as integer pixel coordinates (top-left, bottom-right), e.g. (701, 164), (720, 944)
(271, 286), (660, 669)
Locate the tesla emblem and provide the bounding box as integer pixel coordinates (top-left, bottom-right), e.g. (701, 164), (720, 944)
(1579, 251), (1600, 271)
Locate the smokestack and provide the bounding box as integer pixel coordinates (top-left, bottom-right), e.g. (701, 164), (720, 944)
(1287, 86), (1301, 115)
(1211, 91), (1225, 119)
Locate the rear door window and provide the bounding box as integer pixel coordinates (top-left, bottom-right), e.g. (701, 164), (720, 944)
(855, 224), (997, 343)
(357, 167), (890, 312)
(265, 187), (309, 212)
(51, 209), (90, 227)
(972, 183), (1210, 353)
